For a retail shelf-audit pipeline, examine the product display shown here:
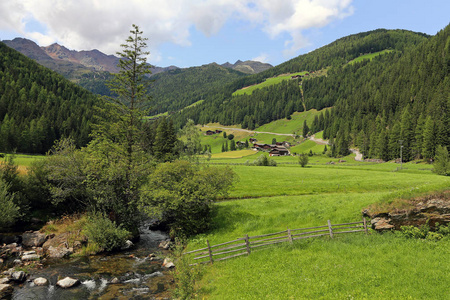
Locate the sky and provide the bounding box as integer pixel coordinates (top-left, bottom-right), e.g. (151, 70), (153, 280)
(0, 0), (449, 68)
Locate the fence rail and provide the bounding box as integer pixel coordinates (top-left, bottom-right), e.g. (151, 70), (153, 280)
(184, 218), (369, 265)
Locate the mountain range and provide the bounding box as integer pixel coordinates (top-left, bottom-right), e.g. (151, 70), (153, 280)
(2, 38), (272, 78)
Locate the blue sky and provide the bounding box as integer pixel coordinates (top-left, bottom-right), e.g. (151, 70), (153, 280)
(0, 0), (449, 68)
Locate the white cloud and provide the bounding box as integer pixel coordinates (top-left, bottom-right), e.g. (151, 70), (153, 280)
(251, 53), (270, 63)
(0, 0), (354, 61)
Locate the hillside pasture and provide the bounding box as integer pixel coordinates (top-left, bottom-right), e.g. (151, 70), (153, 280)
(348, 49), (394, 65)
(232, 72), (307, 96)
(255, 108), (330, 135)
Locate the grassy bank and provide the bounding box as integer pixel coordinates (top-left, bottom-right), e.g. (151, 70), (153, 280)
(186, 157), (450, 299)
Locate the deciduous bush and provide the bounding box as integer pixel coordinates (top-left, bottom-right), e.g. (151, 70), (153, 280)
(0, 178), (20, 230)
(251, 154), (277, 166)
(140, 161), (235, 238)
(83, 212), (131, 252)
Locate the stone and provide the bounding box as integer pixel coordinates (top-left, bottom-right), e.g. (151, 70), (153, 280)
(0, 259), (3, 265)
(23, 250), (36, 255)
(13, 259), (23, 266)
(33, 277), (49, 286)
(148, 253), (156, 258)
(0, 278), (9, 284)
(22, 231), (47, 248)
(110, 277), (120, 284)
(10, 271), (26, 282)
(158, 239), (172, 250)
(56, 277), (80, 288)
(121, 240), (134, 250)
(22, 254), (40, 261)
(47, 246), (73, 259)
(162, 257), (175, 268)
(0, 284), (13, 299)
(371, 217), (394, 231)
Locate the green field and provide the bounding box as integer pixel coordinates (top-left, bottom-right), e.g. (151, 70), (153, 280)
(348, 49), (394, 65)
(186, 154), (450, 299)
(232, 72), (307, 96)
(0, 153), (45, 167)
(255, 108), (330, 135)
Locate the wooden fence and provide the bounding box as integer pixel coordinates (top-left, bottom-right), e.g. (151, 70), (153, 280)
(183, 218), (369, 265)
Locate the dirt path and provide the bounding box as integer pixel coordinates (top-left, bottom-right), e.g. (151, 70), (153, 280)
(309, 134), (329, 145)
(350, 148), (364, 161)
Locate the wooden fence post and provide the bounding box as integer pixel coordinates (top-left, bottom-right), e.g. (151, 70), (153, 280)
(327, 220), (334, 238)
(287, 227), (293, 244)
(206, 239), (214, 264)
(363, 217), (368, 235)
(245, 234), (251, 255)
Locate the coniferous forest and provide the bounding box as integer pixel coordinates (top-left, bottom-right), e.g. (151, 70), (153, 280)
(0, 42), (100, 153)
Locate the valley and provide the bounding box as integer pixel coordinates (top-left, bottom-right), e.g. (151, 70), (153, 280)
(0, 17), (449, 300)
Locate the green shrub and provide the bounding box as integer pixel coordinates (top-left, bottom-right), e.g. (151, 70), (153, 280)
(298, 154), (309, 167)
(172, 239), (204, 300)
(0, 178), (20, 230)
(252, 154), (277, 166)
(425, 231), (443, 241)
(83, 212), (131, 252)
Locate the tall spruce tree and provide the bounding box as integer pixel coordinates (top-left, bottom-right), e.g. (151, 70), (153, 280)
(87, 24), (153, 230)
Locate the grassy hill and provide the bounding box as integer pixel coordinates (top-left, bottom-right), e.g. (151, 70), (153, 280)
(185, 155), (450, 299)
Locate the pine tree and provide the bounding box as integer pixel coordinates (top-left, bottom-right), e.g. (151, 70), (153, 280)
(422, 116), (436, 160)
(302, 120), (309, 137)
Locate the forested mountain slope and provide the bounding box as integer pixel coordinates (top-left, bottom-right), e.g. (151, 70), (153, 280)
(149, 63), (247, 115)
(311, 24), (450, 161)
(0, 42), (101, 153)
(171, 29), (430, 130)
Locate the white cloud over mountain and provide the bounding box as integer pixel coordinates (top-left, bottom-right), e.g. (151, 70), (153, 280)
(0, 0), (354, 60)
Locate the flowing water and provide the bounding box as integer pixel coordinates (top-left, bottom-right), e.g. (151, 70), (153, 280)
(11, 222), (174, 299)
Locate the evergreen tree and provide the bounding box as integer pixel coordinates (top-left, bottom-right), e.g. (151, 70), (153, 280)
(230, 140), (236, 151)
(422, 116), (436, 160)
(302, 120), (309, 137)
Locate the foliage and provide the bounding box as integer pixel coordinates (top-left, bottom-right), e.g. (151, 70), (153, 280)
(399, 222), (450, 241)
(0, 42), (99, 153)
(140, 160), (235, 238)
(298, 153), (309, 167)
(180, 119), (202, 161)
(433, 145), (450, 176)
(0, 178), (20, 229)
(250, 154), (277, 166)
(83, 212), (131, 252)
(172, 239), (204, 300)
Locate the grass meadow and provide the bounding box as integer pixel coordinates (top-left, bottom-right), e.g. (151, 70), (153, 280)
(187, 152), (450, 299)
(348, 49), (394, 65)
(232, 72), (307, 96)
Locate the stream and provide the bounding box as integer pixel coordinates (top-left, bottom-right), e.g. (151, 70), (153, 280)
(10, 222), (174, 299)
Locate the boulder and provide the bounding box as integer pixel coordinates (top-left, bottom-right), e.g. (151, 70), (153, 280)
(110, 277), (120, 284)
(22, 254), (40, 261)
(158, 239), (172, 250)
(371, 217), (394, 231)
(10, 271), (26, 282)
(46, 246), (73, 259)
(33, 277), (49, 286)
(120, 240), (134, 250)
(13, 259), (23, 266)
(0, 278), (9, 284)
(162, 257), (175, 268)
(0, 284), (13, 299)
(57, 277), (80, 289)
(22, 231), (47, 248)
